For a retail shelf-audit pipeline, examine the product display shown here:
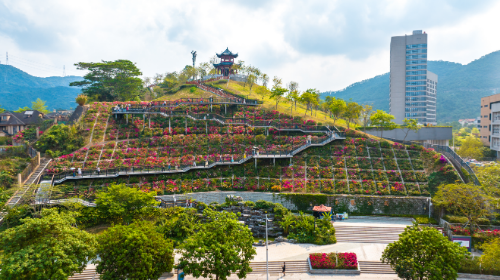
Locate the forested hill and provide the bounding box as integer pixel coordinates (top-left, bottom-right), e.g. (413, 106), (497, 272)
(321, 50), (500, 122)
(0, 65), (83, 111)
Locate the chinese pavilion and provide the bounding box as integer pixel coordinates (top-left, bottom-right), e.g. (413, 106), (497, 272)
(213, 48), (238, 76)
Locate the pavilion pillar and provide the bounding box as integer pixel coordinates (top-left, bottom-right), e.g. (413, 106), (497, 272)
(149, 116), (151, 128)
(169, 118), (171, 134)
(126, 114), (128, 124)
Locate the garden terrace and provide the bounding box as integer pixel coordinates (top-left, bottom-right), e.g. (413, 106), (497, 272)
(45, 133), (340, 183)
(116, 97), (261, 109)
(44, 136), (454, 202)
(186, 77), (259, 102)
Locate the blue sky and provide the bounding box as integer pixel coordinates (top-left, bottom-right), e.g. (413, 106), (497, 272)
(1, 0), (499, 91)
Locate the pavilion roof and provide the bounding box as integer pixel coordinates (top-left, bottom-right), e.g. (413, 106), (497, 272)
(216, 47), (238, 58)
(312, 204), (331, 212)
(213, 61), (234, 68)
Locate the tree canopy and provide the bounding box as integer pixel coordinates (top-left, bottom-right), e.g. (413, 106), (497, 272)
(457, 135), (484, 159)
(95, 183), (159, 224)
(177, 208), (256, 280)
(480, 238), (500, 271)
(402, 118), (421, 142)
(70, 60), (143, 101)
(370, 110), (397, 137)
(433, 183), (491, 235)
(270, 85), (288, 109)
(34, 124), (85, 158)
(96, 221), (174, 280)
(382, 223), (469, 280)
(31, 98), (50, 114)
(0, 208), (97, 280)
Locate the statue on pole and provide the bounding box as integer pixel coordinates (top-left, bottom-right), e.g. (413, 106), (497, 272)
(191, 51), (197, 68)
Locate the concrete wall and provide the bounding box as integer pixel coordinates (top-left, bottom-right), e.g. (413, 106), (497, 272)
(364, 127), (452, 141)
(157, 191), (430, 215)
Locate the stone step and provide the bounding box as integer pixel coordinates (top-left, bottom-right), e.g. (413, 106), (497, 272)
(358, 261), (396, 274)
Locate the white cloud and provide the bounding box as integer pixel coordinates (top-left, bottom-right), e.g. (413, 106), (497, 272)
(0, 0), (498, 91)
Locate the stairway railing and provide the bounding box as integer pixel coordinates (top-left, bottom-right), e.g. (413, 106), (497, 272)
(113, 109), (339, 134)
(424, 143), (480, 186)
(46, 132), (344, 183)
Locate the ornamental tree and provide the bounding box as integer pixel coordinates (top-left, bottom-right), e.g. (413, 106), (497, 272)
(270, 85), (288, 109)
(95, 183), (159, 224)
(328, 97), (347, 125)
(370, 110), (397, 138)
(0, 208), (97, 280)
(96, 221), (174, 280)
(433, 183), (491, 235)
(457, 135), (483, 160)
(177, 209), (256, 280)
(381, 223), (468, 280)
(70, 60), (143, 101)
(475, 164), (500, 204)
(402, 118), (420, 143)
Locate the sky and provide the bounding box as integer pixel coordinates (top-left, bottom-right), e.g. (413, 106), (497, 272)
(1, 0), (500, 92)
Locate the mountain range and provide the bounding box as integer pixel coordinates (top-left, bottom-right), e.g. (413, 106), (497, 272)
(0, 65), (83, 111)
(321, 50), (500, 122)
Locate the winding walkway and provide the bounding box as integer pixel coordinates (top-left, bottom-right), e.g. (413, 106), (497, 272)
(49, 133), (344, 184)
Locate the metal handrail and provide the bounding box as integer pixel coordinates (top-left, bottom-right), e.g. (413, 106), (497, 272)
(45, 133), (344, 183)
(112, 110), (340, 134)
(424, 143), (480, 186)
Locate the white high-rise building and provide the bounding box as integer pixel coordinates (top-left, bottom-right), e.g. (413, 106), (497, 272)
(390, 30), (437, 125)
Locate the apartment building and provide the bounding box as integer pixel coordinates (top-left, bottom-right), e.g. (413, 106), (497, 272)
(390, 30), (438, 125)
(480, 93), (500, 156)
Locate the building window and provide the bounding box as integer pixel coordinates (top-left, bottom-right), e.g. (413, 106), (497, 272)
(406, 65), (427, 70)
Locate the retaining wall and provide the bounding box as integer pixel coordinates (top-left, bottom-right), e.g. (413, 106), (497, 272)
(157, 191), (430, 215)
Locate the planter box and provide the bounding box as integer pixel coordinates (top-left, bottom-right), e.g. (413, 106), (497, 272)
(307, 258), (360, 275)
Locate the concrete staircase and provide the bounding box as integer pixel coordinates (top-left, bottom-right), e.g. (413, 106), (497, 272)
(249, 261), (309, 274)
(6, 158), (50, 208)
(69, 260), (397, 278)
(359, 261), (397, 275)
(334, 224), (405, 244)
(68, 269), (98, 280)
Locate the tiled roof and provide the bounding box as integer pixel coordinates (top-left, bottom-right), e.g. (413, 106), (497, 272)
(216, 47), (238, 58)
(0, 111), (44, 126)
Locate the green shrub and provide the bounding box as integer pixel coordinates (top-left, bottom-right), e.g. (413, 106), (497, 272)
(244, 201), (255, 208)
(459, 255), (500, 275)
(0, 136), (12, 145)
(444, 215), (490, 225)
(415, 216), (438, 224)
(255, 200), (275, 210)
(189, 87), (196, 93)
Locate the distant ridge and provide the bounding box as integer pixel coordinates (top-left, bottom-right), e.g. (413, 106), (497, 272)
(321, 50), (500, 122)
(0, 64), (83, 111)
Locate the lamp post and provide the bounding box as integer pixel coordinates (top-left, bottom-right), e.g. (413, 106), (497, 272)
(428, 197), (432, 220)
(310, 202), (316, 230)
(265, 213), (269, 280)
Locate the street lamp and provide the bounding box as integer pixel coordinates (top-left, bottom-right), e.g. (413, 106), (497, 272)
(310, 202), (316, 230)
(428, 198), (432, 220)
(265, 214), (270, 280)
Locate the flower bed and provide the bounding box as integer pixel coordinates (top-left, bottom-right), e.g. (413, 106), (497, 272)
(308, 253), (359, 274)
